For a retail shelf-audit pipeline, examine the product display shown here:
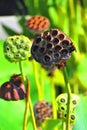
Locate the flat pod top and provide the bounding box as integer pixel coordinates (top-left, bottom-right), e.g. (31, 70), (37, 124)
(31, 29), (76, 66)
(4, 35), (31, 62)
(26, 15), (50, 33)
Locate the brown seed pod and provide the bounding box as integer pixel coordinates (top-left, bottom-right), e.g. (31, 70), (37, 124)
(0, 74), (26, 101)
(26, 15), (50, 33)
(34, 101), (52, 125)
(31, 29), (76, 67)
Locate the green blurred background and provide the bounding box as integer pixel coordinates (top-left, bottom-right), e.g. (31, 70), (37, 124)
(0, 0), (87, 130)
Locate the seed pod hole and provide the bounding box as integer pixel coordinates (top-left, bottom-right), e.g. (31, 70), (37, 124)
(6, 47), (10, 51)
(61, 49), (68, 56)
(54, 53), (59, 59)
(53, 38), (59, 45)
(54, 45), (61, 52)
(61, 106), (65, 110)
(61, 40), (69, 48)
(44, 55), (51, 62)
(60, 98), (66, 103)
(64, 114), (67, 118)
(32, 45), (39, 52)
(72, 100), (77, 105)
(68, 45), (75, 53)
(46, 35), (51, 41)
(47, 43), (52, 49)
(35, 37), (41, 44)
(51, 29), (58, 36)
(71, 115), (75, 120)
(58, 34), (65, 40)
(39, 47), (45, 53)
(48, 50), (53, 55)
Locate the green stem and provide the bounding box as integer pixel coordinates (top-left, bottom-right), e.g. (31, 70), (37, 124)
(62, 121), (66, 130)
(29, 98), (37, 130)
(32, 60), (43, 100)
(19, 61), (26, 85)
(40, 67), (44, 99)
(18, 61), (37, 130)
(62, 67), (72, 130)
(23, 78), (30, 130)
(51, 78), (57, 119)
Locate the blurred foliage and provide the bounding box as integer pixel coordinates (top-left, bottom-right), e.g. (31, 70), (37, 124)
(0, 0), (87, 130)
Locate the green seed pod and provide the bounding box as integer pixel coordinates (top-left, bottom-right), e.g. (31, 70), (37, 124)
(4, 35), (31, 62)
(56, 93), (80, 116)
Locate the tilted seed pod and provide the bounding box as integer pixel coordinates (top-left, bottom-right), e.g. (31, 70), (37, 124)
(31, 29), (76, 68)
(4, 35), (31, 62)
(34, 101), (52, 125)
(0, 74), (26, 100)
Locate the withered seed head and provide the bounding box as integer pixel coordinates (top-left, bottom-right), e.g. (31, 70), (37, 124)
(31, 29), (76, 67)
(0, 74), (26, 101)
(34, 101), (52, 124)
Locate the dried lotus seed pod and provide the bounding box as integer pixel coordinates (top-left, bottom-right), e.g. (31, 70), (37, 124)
(4, 35), (31, 62)
(0, 74), (26, 100)
(31, 29), (76, 67)
(26, 15), (50, 33)
(34, 101), (52, 125)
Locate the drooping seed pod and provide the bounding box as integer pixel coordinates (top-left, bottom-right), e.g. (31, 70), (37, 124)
(0, 74), (26, 100)
(4, 35), (31, 62)
(26, 15), (50, 33)
(31, 29), (76, 67)
(34, 101), (52, 125)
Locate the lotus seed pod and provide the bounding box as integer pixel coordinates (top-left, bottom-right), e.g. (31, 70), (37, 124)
(56, 93), (79, 112)
(31, 29), (76, 67)
(34, 101), (52, 125)
(0, 74), (26, 100)
(4, 35), (31, 62)
(26, 15), (50, 33)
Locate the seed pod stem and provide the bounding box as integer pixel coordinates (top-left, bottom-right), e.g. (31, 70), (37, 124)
(32, 60), (43, 100)
(23, 78), (30, 130)
(62, 66), (72, 130)
(19, 61), (26, 86)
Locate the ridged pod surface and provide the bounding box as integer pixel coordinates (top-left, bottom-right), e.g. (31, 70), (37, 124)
(4, 35), (31, 62)
(31, 29), (76, 67)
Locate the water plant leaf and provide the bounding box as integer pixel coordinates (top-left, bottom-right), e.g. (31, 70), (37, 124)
(73, 95), (87, 130)
(77, 54), (87, 87)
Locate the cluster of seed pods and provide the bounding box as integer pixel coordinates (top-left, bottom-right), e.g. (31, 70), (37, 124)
(34, 101), (52, 125)
(31, 29), (76, 68)
(0, 74), (26, 100)
(56, 93), (79, 124)
(26, 15), (50, 33)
